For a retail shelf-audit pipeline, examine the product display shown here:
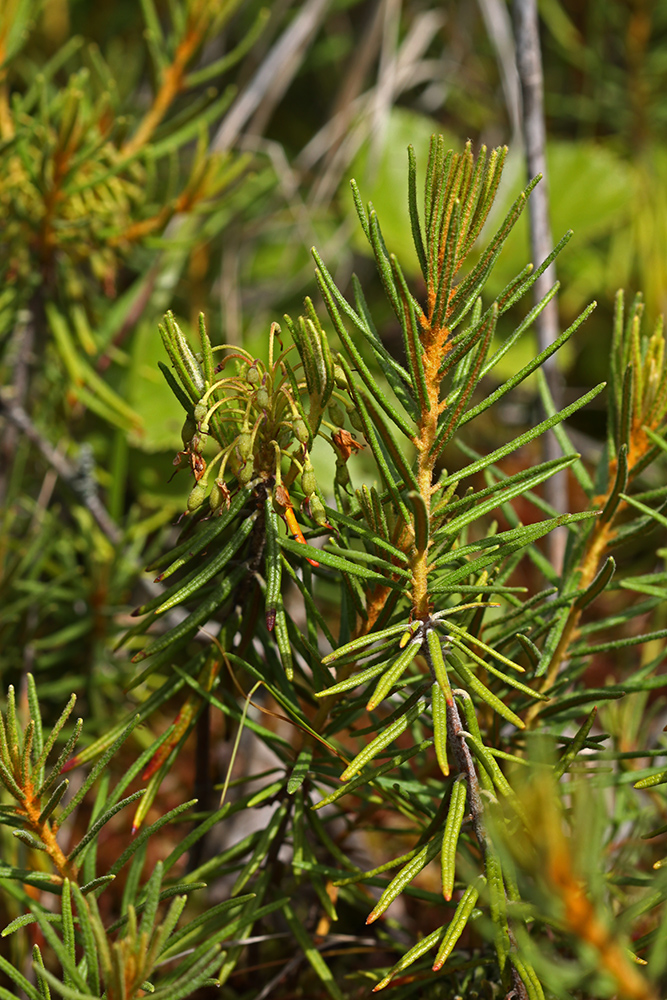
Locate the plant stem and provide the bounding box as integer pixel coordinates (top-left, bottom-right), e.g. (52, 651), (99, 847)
(122, 21), (205, 158)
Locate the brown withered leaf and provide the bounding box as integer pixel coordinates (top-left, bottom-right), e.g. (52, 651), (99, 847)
(332, 429), (364, 462)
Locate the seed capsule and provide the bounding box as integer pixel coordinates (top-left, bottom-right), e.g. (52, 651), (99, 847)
(238, 458), (254, 485)
(333, 364), (348, 389)
(301, 457), (317, 497)
(328, 400), (345, 426)
(208, 478), (222, 510)
(181, 415), (196, 447)
(348, 406), (363, 431)
(194, 401), (207, 423)
(246, 364), (261, 386)
(307, 494), (329, 527)
(187, 482), (207, 512)
(294, 419), (309, 444)
(237, 431), (253, 461)
(208, 477), (231, 514)
(335, 460), (350, 489)
(255, 387), (270, 409)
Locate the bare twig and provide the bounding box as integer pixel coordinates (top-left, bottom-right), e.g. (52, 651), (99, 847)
(212, 0), (333, 154)
(0, 392), (122, 544)
(513, 0), (567, 570)
(477, 0), (522, 147)
(0, 306), (35, 503)
(446, 694), (487, 847)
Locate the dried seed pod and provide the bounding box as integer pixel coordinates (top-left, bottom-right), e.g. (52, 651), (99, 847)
(190, 452), (207, 481)
(332, 428), (364, 461)
(273, 483), (290, 512)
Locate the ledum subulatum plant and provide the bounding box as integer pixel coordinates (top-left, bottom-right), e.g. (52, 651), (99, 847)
(3, 138), (667, 1000)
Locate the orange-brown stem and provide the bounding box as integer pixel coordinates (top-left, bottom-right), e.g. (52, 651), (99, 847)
(21, 787), (77, 882)
(525, 444), (654, 727)
(122, 23), (205, 158)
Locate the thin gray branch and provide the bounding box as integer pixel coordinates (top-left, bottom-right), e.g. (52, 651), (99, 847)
(212, 0), (333, 154)
(0, 392), (122, 544)
(514, 0), (558, 359)
(514, 0), (567, 569)
(477, 0), (522, 147)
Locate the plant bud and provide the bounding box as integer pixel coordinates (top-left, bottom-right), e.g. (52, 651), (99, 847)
(181, 415), (196, 447)
(301, 457), (317, 497)
(247, 364), (260, 385)
(187, 482), (207, 512)
(328, 400), (345, 426)
(333, 364), (348, 389)
(294, 419), (309, 444)
(237, 431), (253, 461)
(194, 401), (207, 423)
(238, 458), (254, 485)
(191, 432), (208, 453)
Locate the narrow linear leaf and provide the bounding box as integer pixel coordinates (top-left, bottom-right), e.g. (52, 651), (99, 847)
(432, 683), (449, 776)
(432, 880), (482, 970)
(340, 698), (426, 781)
(366, 639), (423, 711)
(283, 901), (345, 1000)
(367, 834), (442, 924)
(447, 651), (525, 729)
(441, 778), (467, 901)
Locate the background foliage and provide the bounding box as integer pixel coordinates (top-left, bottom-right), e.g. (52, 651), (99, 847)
(1, 1), (667, 999)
